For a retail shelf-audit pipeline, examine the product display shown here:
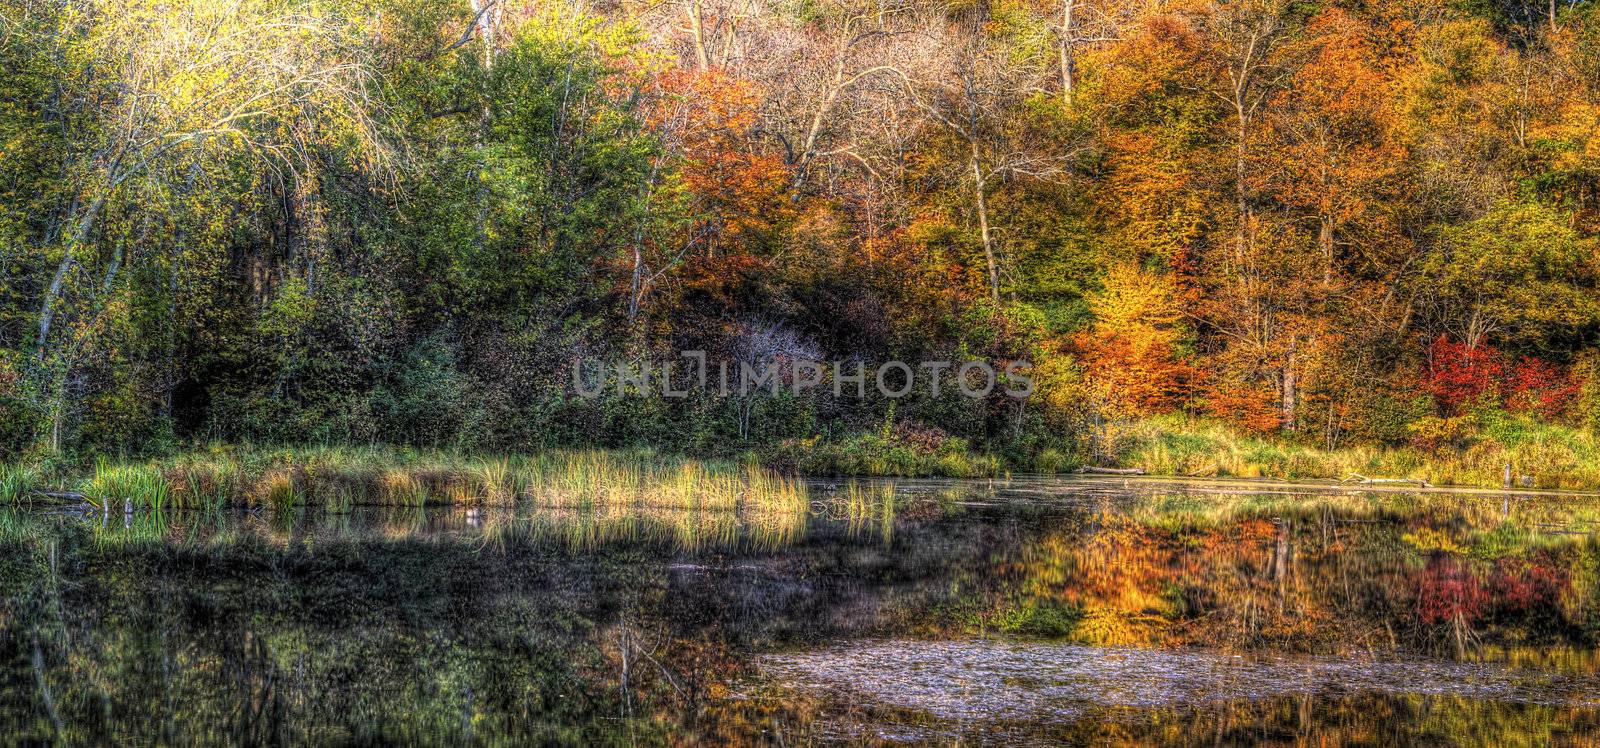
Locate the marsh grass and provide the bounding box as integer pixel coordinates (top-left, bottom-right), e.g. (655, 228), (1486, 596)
(256, 470), (299, 512)
(515, 450), (811, 549)
(1126, 490), (1600, 540)
(0, 464), (39, 504)
(4, 446), (811, 517)
(1118, 414), (1600, 490)
(81, 459), (169, 511)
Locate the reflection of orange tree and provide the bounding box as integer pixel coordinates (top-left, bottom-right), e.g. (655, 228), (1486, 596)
(993, 511), (1178, 645)
(988, 498), (1599, 657)
(1169, 517), (1341, 651)
(991, 512), (1335, 648)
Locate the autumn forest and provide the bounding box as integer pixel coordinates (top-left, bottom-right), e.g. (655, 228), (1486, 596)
(3, 0), (1600, 480)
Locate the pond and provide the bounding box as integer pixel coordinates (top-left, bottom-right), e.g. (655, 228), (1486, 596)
(2, 476), (1599, 744)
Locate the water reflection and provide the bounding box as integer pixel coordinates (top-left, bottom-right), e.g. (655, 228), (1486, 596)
(1, 477), (1597, 744)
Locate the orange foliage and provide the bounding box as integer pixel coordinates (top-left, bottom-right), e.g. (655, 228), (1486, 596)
(1075, 264), (1196, 417)
(1267, 10), (1399, 250)
(647, 68), (792, 256)
(1203, 380), (1282, 434)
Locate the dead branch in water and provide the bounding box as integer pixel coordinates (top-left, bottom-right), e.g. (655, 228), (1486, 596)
(1341, 474), (1431, 488)
(1076, 466), (1146, 475)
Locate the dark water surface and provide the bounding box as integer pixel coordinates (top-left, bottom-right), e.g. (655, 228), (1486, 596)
(3, 477), (1599, 745)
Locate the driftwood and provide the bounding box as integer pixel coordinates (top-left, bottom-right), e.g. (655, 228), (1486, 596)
(31, 490), (85, 501)
(1341, 474), (1431, 488)
(1076, 466), (1146, 475)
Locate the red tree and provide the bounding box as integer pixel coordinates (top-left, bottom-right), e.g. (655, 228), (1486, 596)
(1507, 357), (1579, 419)
(1424, 335), (1502, 414)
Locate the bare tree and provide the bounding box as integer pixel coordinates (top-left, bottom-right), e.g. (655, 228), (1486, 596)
(892, 23), (1076, 302)
(1055, 0), (1128, 104)
(779, 7), (917, 195)
(731, 319), (818, 440)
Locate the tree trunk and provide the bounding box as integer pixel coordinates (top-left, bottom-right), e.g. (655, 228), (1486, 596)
(629, 243), (644, 323)
(1234, 115), (1249, 265)
(685, 0), (711, 70)
(1281, 339), (1297, 432)
(792, 55), (847, 196)
(469, 0), (500, 265)
(36, 195), (106, 357)
(628, 159), (662, 324)
(1058, 0), (1076, 105)
(970, 145), (999, 303)
(1319, 213), (1334, 286)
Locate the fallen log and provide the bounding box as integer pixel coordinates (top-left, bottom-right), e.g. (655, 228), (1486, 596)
(31, 490), (86, 501)
(1076, 466), (1146, 475)
(1341, 474), (1431, 488)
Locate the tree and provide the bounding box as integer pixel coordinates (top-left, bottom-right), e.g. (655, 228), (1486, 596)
(19, 0), (384, 451)
(897, 22), (1076, 302)
(1419, 200), (1600, 350)
(1197, 0), (1299, 264)
(1266, 9), (1399, 287)
(1053, 0), (1129, 105)
(1075, 263), (1194, 417)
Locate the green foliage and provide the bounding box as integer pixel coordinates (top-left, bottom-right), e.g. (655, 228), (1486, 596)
(775, 432), (1004, 477)
(1423, 201), (1600, 348)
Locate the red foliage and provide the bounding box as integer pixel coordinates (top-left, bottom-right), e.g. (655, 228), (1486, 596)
(1416, 556), (1486, 626)
(1507, 357), (1579, 419)
(1424, 335), (1502, 414)
(1490, 556), (1567, 612)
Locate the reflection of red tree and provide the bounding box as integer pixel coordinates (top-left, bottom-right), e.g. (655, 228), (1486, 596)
(1416, 556), (1486, 626)
(1490, 556), (1567, 613)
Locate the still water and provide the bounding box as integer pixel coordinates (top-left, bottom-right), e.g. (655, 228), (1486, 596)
(2, 477), (1599, 744)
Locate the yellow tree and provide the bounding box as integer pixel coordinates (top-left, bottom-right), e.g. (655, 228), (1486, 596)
(1075, 262), (1194, 419)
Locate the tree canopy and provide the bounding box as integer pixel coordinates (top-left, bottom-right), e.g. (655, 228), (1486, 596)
(2, 0), (1598, 458)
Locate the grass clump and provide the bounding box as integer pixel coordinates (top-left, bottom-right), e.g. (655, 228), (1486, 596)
(0, 464), (39, 504)
(255, 469), (299, 512)
(80, 459), (170, 511)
